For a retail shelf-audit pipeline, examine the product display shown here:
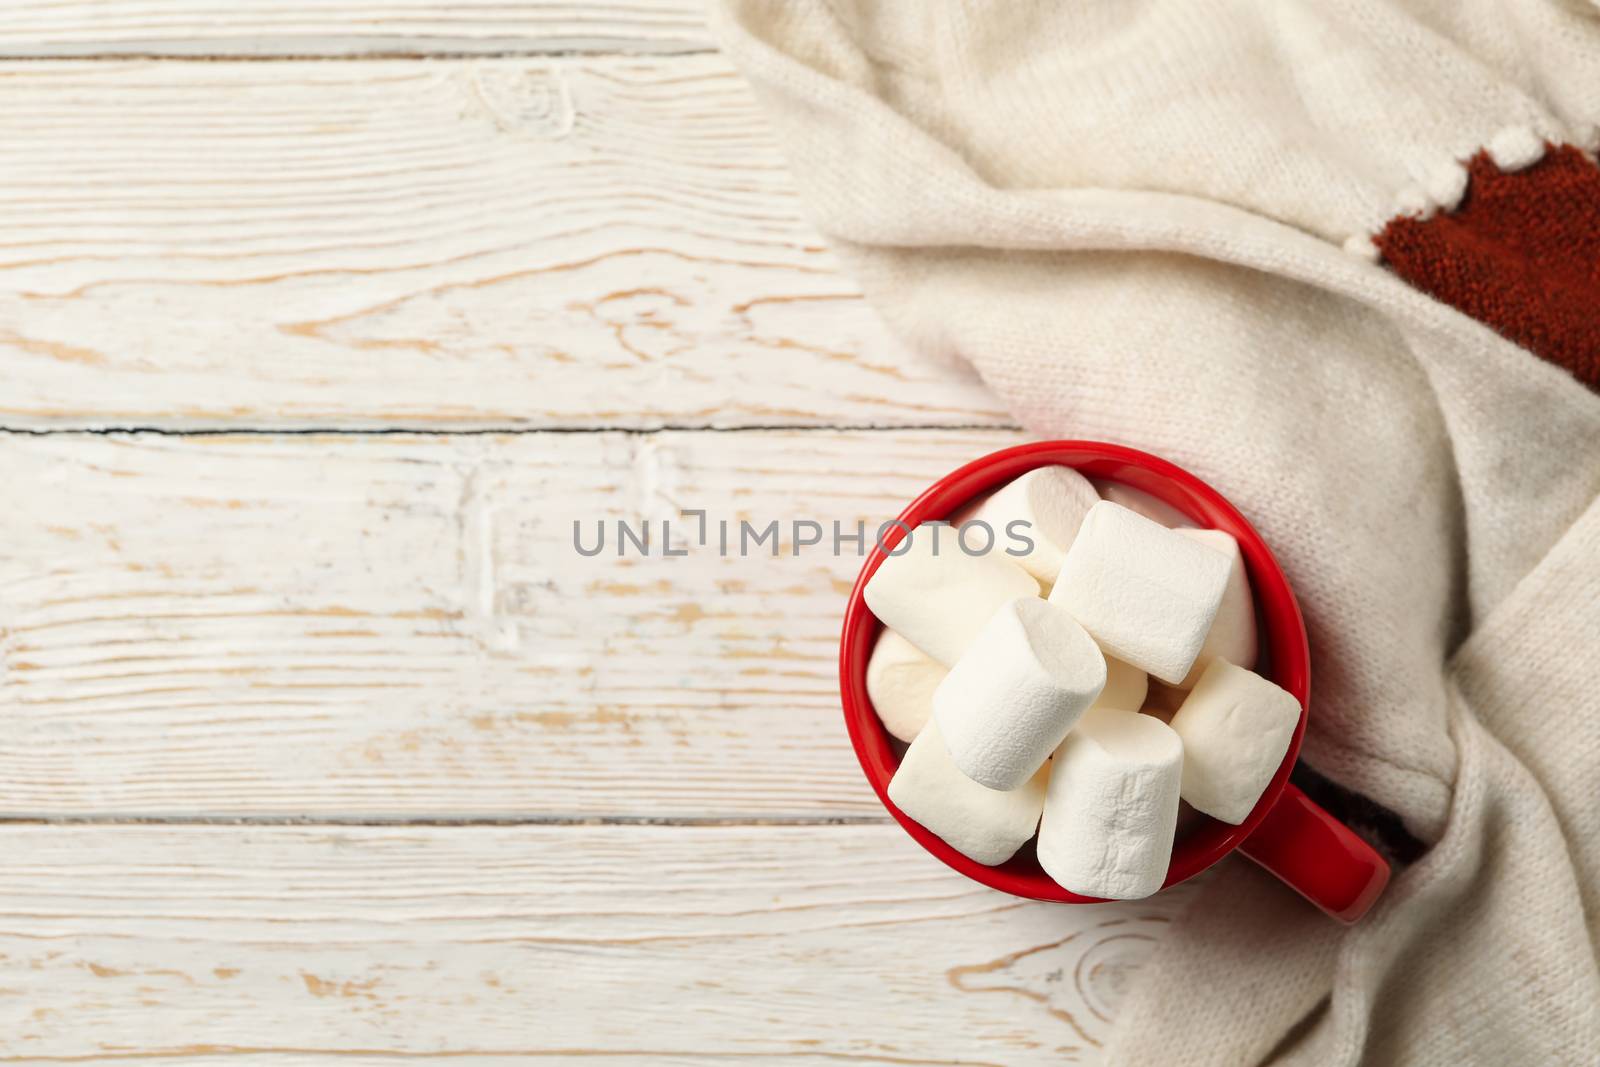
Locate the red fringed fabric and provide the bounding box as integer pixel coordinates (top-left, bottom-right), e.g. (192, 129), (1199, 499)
(1375, 145), (1600, 393)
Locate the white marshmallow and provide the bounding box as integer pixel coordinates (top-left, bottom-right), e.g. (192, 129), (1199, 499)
(864, 524), (1039, 667)
(933, 598), (1106, 790)
(1092, 480), (1194, 528)
(1049, 501), (1231, 685)
(1169, 659), (1300, 825)
(865, 629), (945, 742)
(1174, 528), (1258, 688)
(968, 466), (1100, 584)
(1094, 654), (1148, 712)
(1037, 707), (1183, 900)
(887, 721), (1048, 866)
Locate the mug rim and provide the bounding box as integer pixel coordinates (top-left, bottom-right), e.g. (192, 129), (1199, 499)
(837, 439), (1311, 902)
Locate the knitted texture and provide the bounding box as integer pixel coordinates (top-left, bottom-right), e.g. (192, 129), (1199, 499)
(709, 2), (1600, 1062)
(1377, 145), (1600, 391)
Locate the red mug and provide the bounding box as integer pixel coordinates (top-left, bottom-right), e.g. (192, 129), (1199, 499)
(838, 440), (1390, 922)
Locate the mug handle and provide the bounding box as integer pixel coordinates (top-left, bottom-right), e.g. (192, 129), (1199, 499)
(1238, 782), (1391, 923)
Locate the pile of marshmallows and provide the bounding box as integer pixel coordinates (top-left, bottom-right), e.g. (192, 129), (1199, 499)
(865, 467), (1300, 900)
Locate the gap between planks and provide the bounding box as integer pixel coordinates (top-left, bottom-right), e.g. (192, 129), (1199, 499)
(0, 48), (718, 61)
(0, 423), (1021, 438)
(0, 825), (889, 831)
(0, 1), (716, 60)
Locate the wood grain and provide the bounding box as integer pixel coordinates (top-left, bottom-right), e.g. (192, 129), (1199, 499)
(0, 1), (711, 57)
(0, 427), (1025, 818)
(0, 6), (1172, 1060)
(0, 822), (1195, 1063)
(0, 57), (1006, 432)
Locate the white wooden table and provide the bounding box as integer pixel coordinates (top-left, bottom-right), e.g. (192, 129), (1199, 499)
(0, 5), (1193, 1061)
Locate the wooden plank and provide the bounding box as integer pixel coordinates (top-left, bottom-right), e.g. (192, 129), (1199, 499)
(0, 2), (712, 57)
(0, 822), (1195, 1063)
(0, 57), (1007, 431)
(0, 427), (1025, 818)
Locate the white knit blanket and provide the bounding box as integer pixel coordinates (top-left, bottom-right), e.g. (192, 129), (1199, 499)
(710, 3), (1600, 1062)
